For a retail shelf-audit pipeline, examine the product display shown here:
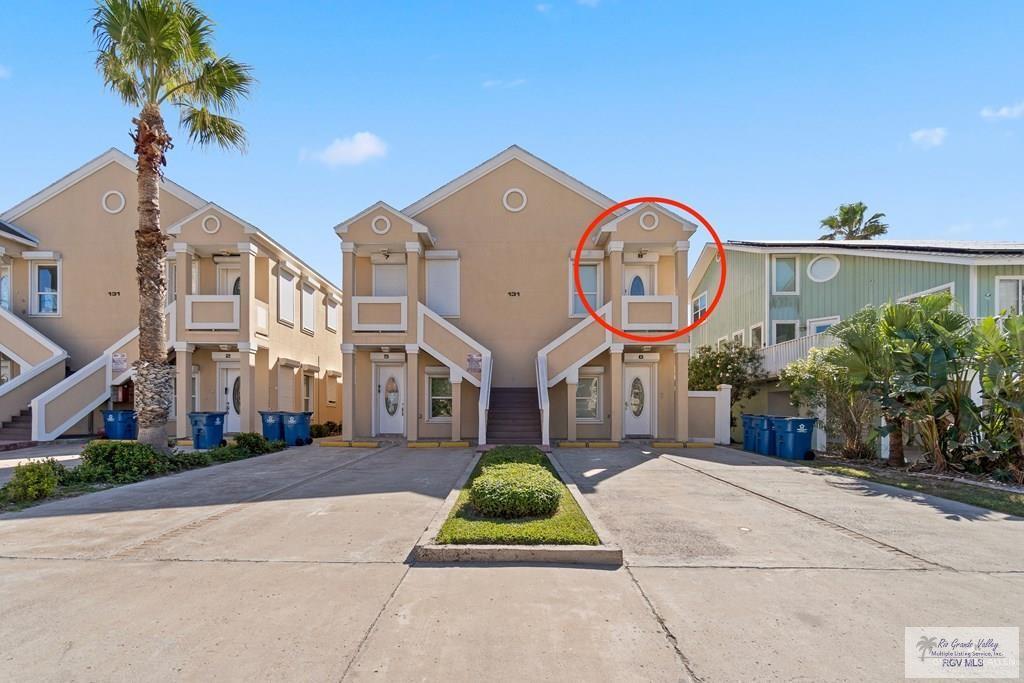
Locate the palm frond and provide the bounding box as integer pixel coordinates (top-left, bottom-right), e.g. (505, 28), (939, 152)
(179, 105), (247, 150)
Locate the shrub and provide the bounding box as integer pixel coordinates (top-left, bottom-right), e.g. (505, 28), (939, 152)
(77, 441), (170, 483)
(324, 421), (339, 435)
(169, 450), (212, 470)
(469, 462), (562, 518)
(5, 460), (60, 502)
(233, 432), (272, 454)
(481, 445), (547, 468)
(206, 445), (250, 462)
(310, 423), (329, 439)
(268, 440), (287, 452)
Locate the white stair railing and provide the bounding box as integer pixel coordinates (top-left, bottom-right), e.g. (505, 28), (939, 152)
(0, 307), (68, 428)
(535, 354), (550, 446)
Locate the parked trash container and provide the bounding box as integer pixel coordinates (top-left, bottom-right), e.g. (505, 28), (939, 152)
(259, 411), (285, 442)
(188, 411), (228, 449)
(102, 410), (137, 440)
(740, 414), (759, 452)
(773, 417), (818, 460)
(753, 416), (776, 456)
(282, 411), (313, 446)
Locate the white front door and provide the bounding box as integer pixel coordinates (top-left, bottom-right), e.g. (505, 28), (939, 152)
(376, 364), (405, 435)
(623, 365), (653, 437)
(217, 266), (241, 295)
(623, 265), (654, 297)
(219, 365), (241, 433)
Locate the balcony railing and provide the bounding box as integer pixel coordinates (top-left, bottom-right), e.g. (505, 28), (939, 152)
(622, 295), (679, 331)
(185, 294), (240, 331)
(760, 331), (839, 376)
(351, 295), (407, 332)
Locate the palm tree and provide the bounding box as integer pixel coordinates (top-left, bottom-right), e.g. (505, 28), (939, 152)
(819, 202), (889, 241)
(916, 635), (937, 661)
(92, 0), (253, 450)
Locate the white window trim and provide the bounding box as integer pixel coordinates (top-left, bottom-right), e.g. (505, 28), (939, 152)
(169, 365), (201, 418)
(806, 255), (841, 283)
(771, 254), (800, 295)
(806, 315), (841, 335)
(425, 367), (453, 423)
(569, 260), (603, 318)
(0, 264), (11, 312)
(302, 372), (315, 413)
(301, 283), (316, 335)
(691, 290), (709, 323)
(191, 365), (200, 412)
(731, 329), (745, 345)
(773, 320), (800, 344)
(277, 267), (296, 326)
(575, 370), (604, 424)
(326, 299), (339, 332)
(995, 276), (1024, 315)
(717, 335), (728, 348)
(28, 260), (62, 317)
(749, 322), (765, 348)
(425, 256), (461, 318)
(897, 281), (956, 304)
(623, 262), (658, 296)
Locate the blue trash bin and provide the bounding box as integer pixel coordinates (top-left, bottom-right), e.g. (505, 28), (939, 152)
(188, 411), (228, 450)
(754, 416), (776, 456)
(774, 417), (817, 460)
(259, 411), (284, 442)
(281, 412), (313, 446)
(102, 410), (137, 440)
(740, 414), (759, 452)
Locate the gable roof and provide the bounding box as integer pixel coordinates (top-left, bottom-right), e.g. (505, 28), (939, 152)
(0, 218), (40, 247)
(687, 239), (1024, 296)
(333, 200), (437, 246)
(591, 201), (698, 246)
(401, 145), (623, 218)
(0, 148), (206, 221)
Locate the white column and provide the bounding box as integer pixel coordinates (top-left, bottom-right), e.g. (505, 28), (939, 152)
(675, 343), (690, 442)
(405, 344), (418, 441)
(173, 342), (193, 440)
(450, 370), (462, 442)
(342, 344), (354, 441)
(566, 367), (579, 442)
(610, 344), (623, 442)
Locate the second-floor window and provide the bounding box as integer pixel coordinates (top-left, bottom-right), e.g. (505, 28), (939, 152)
(691, 291), (708, 322)
(278, 268), (296, 324)
(997, 278), (1024, 315)
(570, 263), (601, 317)
(772, 255), (799, 295)
(326, 300), (338, 332)
(373, 263), (407, 296)
(301, 284), (316, 334)
(426, 257), (460, 317)
(30, 261), (60, 316)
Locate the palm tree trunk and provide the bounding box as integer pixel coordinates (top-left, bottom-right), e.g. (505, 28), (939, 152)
(888, 415), (906, 467)
(132, 103), (173, 452)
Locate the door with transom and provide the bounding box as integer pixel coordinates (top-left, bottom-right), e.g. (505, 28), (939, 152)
(375, 364), (405, 435)
(623, 364), (653, 437)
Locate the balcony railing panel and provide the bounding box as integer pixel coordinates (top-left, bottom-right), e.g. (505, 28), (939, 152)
(185, 295), (240, 331)
(622, 295), (678, 331)
(351, 296), (407, 332)
(760, 332), (839, 376)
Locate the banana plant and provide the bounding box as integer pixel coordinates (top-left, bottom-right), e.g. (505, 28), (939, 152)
(974, 315), (1024, 482)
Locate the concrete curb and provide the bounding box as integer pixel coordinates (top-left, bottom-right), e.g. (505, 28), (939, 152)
(412, 449), (623, 566)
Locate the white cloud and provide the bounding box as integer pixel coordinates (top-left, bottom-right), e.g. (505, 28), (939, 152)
(535, 3), (552, 12)
(577, 0), (600, 6)
(482, 78), (527, 89)
(980, 101), (1024, 120)
(303, 132), (387, 167)
(0, 65), (11, 80)
(910, 127), (947, 149)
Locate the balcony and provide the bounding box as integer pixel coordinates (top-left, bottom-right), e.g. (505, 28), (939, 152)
(622, 295), (678, 331)
(351, 295), (407, 332)
(760, 332), (839, 376)
(184, 294), (240, 331)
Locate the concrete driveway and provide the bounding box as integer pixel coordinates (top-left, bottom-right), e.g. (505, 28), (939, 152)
(1, 442), (1022, 681)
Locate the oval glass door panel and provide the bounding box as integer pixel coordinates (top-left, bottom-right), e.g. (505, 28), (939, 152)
(384, 377), (400, 416)
(629, 275), (645, 296)
(232, 377), (241, 413)
(629, 377), (645, 416)
(232, 276), (241, 295)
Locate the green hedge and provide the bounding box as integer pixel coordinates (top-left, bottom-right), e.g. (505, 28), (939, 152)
(469, 462), (562, 518)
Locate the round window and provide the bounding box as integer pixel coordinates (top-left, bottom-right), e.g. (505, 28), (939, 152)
(807, 255), (840, 283)
(629, 377), (645, 417)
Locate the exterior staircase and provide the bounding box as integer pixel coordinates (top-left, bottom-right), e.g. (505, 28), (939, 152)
(0, 408), (34, 445)
(486, 388), (542, 444)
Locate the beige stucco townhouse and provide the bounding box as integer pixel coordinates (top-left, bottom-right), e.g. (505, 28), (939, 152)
(335, 146), (730, 446)
(0, 149), (342, 443)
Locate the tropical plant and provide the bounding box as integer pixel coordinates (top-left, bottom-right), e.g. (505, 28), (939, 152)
(92, 0), (253, 450)
(780, 346), (878, 458)
(690, 340), (768, 417)
(818, 202), (889, 241)
(973, 314), (1024, 482)
(829, 306), (908, 466)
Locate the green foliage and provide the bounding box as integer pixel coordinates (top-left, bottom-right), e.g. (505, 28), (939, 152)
(268, 440), (288, 452)
(233, 432), (273, 454)
(310, 424), (329, 439)
(92, 0), (254, 150)
(169, 450), (212, 469)
(781, 346), (878, 458)
(690, 340), (767, 411)
(436, 446), (600, 545)
(469, 462), (562, 518)
(818, 202), (888, 241)
(77, 441), (170, 483)
(4, 461), (59, 502)
(205, 445), (250, 462)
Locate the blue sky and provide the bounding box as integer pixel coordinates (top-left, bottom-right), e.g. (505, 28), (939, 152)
(1, 1), (1022, 284)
